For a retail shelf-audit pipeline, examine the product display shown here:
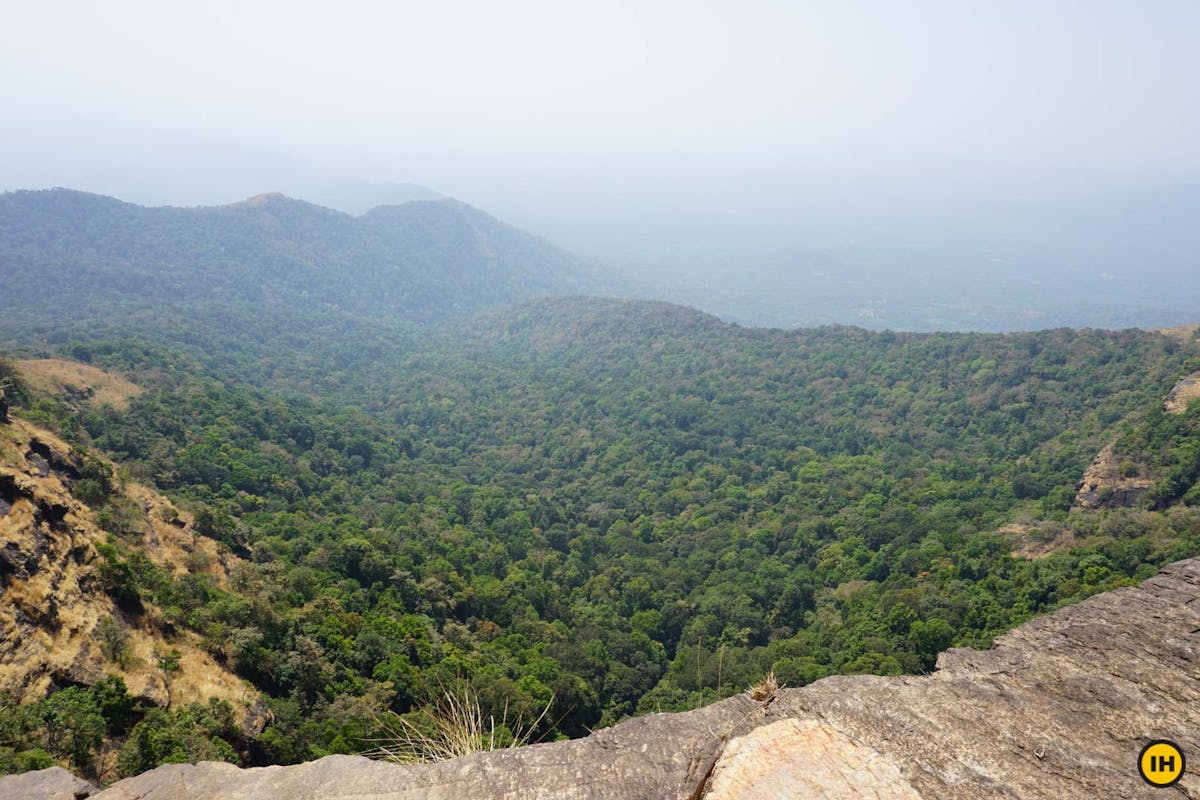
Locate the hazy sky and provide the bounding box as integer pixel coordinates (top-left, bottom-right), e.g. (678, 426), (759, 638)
(3, 0), (1199, 198)
(3, 1), (1199, 331)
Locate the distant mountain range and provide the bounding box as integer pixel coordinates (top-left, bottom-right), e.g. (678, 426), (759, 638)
(0, 188), (615, 353)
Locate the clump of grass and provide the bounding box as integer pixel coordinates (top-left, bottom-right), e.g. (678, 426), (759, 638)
(364, 684), (554, 764)
(748, 669), (779, 701)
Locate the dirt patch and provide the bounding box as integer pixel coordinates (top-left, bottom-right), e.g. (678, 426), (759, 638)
(15, 359), (143, 410)
(1004, 522), (1077, 559)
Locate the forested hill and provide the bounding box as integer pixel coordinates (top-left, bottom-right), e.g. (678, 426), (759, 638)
(0, 188), (612, 347)
(4, 294), (1200, 778)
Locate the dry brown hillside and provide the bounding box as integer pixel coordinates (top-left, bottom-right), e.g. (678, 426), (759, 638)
(0, 413), (258, 732)
(14, 360), (143, 411)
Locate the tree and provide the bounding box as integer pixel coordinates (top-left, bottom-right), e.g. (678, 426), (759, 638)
(41, 688), (105, 772)
(96, 616), (131, 665)
(116, 702), (238, 777)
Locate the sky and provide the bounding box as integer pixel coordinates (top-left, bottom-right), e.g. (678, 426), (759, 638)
(2, 1), (1199, 330)
(3, 0), (1199, 191)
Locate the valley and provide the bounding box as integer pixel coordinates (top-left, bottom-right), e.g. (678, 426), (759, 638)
(1, 190), (1199, 790)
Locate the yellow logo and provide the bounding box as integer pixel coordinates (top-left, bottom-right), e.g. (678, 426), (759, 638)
(1139, 740), (1185, 788)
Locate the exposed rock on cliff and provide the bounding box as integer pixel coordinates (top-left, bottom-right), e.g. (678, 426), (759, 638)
(1072, 443), (1154, 509)
(0, 417), (256, 714)
(7, 556), (1196, 799)
(1164, 369), (1200, 415)
(0, 766), (97, 800)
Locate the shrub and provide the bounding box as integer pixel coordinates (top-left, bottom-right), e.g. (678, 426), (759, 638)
(364, 683), (553, 764)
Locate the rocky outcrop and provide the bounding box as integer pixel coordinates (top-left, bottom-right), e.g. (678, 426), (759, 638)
(1072, 368), (1200, 510)
(7, 555), (1197, 799)
(0, 417), (256, 714)
(1164, 369), (1200, 415)
(1073, 443), (1154, 509)
(701, 718), (924, 799)
(0, 766), (97, 800)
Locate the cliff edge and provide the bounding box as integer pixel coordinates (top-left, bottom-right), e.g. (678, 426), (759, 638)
(5, 555), (1197, 799)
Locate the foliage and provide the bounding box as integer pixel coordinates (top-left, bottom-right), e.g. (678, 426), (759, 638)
(0, 747), (56, 775)
(1113, 401), (1200, 507)
(116, 700), (239, 778)
(4, 296), (1200, 774)
(76, 454), (117, 506)
(0, 679), (135, 776)
(96, 616), (131, 665)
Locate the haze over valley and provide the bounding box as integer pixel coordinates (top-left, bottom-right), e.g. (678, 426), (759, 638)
(4, 1), (1199, 332)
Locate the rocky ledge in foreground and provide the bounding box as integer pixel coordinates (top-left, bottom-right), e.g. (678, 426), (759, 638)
(5, 557), (1199, 800)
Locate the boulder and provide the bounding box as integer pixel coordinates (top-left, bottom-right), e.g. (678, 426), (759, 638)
(0, 766), (98, 800)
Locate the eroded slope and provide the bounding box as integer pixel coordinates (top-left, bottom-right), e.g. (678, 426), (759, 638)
(0, 416), (256, 714)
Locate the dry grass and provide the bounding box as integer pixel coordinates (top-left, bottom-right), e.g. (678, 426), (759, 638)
(121, 483), (230, 586)
(0, 415), (256, 717)
(15, 359), (142, 410)
(364, 685), (553, 764)
(748, 670), (779, 701)
(1006, 522), (1077, 560)
(1155, 324), (1200, 343)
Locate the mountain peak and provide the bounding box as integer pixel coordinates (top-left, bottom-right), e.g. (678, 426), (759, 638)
(227, 192), (336, 215)
(239, 191), (290, 207)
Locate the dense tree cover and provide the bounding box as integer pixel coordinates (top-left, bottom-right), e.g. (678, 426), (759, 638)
(0, 679), (239, 778)
(1113, 400), (1200, 507)
(5, 298), (1200, 777)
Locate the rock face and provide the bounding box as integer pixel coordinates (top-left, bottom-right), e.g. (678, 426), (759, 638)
(0, 417), (256, 714)
(0, 766), (97, 800)
(1074, 368), (1200, 510)
(702, 718), (924, 799)
(1073, 443), (1154, 509)
(1164, 369), (1200, 415)
(6, 556), (1198, 800)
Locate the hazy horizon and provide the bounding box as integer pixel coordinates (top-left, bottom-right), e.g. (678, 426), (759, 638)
(3, 1), (1199, 331)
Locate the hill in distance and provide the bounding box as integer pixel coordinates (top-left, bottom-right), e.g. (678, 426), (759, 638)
(0, 188), (615, 355)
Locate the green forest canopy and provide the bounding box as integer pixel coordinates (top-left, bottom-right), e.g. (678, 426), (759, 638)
(4, 297), (1200, 775)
